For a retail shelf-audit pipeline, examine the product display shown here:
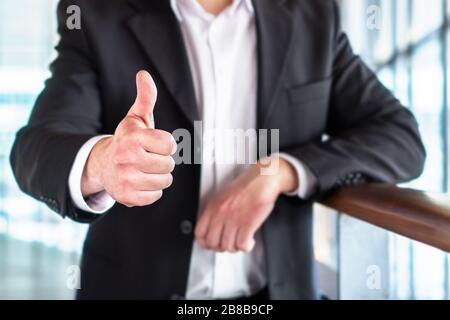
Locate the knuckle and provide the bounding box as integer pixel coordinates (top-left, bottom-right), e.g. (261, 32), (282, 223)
(158, 156), (175, 173)
(169, 157), (176, 171)
(146, 190), (163, 203)
(224, 244), (235, 253)
(205, 241), (213, 250)
(120, 191), (163, 208)
(236, 239), (247, 251)
(221, 238), (232, 252)
(168, 136), (177, 153)
(165, 157), (176, 173)
(115, 193), (133, 207)
(157, 131), (176, 155)
(163, 174), (173, 189)
(135, 198), (151, 207)
(204, 234), (211, 246)
(149, 176), (164, 190)
(159, 130), (173, 142)
(205, 234), (216, 248)
(153, 190), (164, 202)
(135, 197), (149, 207)
(163, 141), (174, 156)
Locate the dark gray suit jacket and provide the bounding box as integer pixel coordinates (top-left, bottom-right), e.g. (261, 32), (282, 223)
(10, 0), (425, 299)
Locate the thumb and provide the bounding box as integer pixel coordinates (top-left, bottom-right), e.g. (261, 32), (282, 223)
(128, 70), (157, 127)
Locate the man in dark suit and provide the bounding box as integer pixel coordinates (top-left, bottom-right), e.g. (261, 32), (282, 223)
(10, 0), (425, 300)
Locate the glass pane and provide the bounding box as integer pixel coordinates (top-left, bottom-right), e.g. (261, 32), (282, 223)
(340, 0), (371, 57)
(396, 0), (411, 50)
(389, 235), (413, 299)
(410, 37), (445, 192)
(374, 0), (395, 64)
(0, 0), (57, 68)
(447, 6), (450, 194)
(0, 0), (86, 252)
(409, 36), (447, 300)
(413, 243), (446, 299)
(394, 58), (410, 107)
(0, 0), (85, 300)
(342, 0), (449, 300)
(378, 67), (395, 91)
(411, 0), (443, 42)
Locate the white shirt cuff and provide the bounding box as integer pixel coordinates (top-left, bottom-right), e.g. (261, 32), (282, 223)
(68, 135), (116, 214)
(278, 153), (318, 199)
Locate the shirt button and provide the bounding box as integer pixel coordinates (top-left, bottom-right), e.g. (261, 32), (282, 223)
(180, 220), (193, 235)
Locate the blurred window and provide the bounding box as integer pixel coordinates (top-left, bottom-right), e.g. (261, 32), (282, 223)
(0, 0), (87, 253)
(340, 0), (450, 299)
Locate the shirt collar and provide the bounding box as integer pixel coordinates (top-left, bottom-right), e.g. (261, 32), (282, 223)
(170, 0), (254, 22)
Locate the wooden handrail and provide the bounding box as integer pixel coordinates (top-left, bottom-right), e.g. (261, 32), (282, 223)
(319, 184), (450, 253)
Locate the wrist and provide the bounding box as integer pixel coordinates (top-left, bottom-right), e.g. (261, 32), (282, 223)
(81, 137), (111, 197)
(278, 156), (299, 194)
(258, 155), (298, 194)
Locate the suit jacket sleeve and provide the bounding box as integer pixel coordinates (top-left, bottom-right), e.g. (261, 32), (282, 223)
(285, 1), (426, 196)
(10, 0), (102, 223)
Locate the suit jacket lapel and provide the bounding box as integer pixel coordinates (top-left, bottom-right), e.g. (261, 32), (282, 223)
(125, 0), (295, 128)
(253, 0), (295, 128)
(126, 0), (199, 126)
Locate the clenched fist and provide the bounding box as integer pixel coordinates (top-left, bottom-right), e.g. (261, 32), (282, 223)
(81, 71), (177, 207)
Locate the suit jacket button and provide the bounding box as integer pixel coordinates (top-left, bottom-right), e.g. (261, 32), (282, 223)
(180, 220), (193, 235)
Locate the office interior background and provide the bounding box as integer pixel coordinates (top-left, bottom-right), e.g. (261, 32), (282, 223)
(0, 0), (449, 299)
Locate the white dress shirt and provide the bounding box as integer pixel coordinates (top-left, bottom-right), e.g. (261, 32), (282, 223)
(68, 0), (317, 299)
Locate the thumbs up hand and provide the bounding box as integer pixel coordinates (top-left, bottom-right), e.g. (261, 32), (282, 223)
(81, 71), (177, 207)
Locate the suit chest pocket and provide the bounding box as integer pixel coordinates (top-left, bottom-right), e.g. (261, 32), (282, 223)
(287, 78), (332, 105)
(278, 79), (332, 144)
